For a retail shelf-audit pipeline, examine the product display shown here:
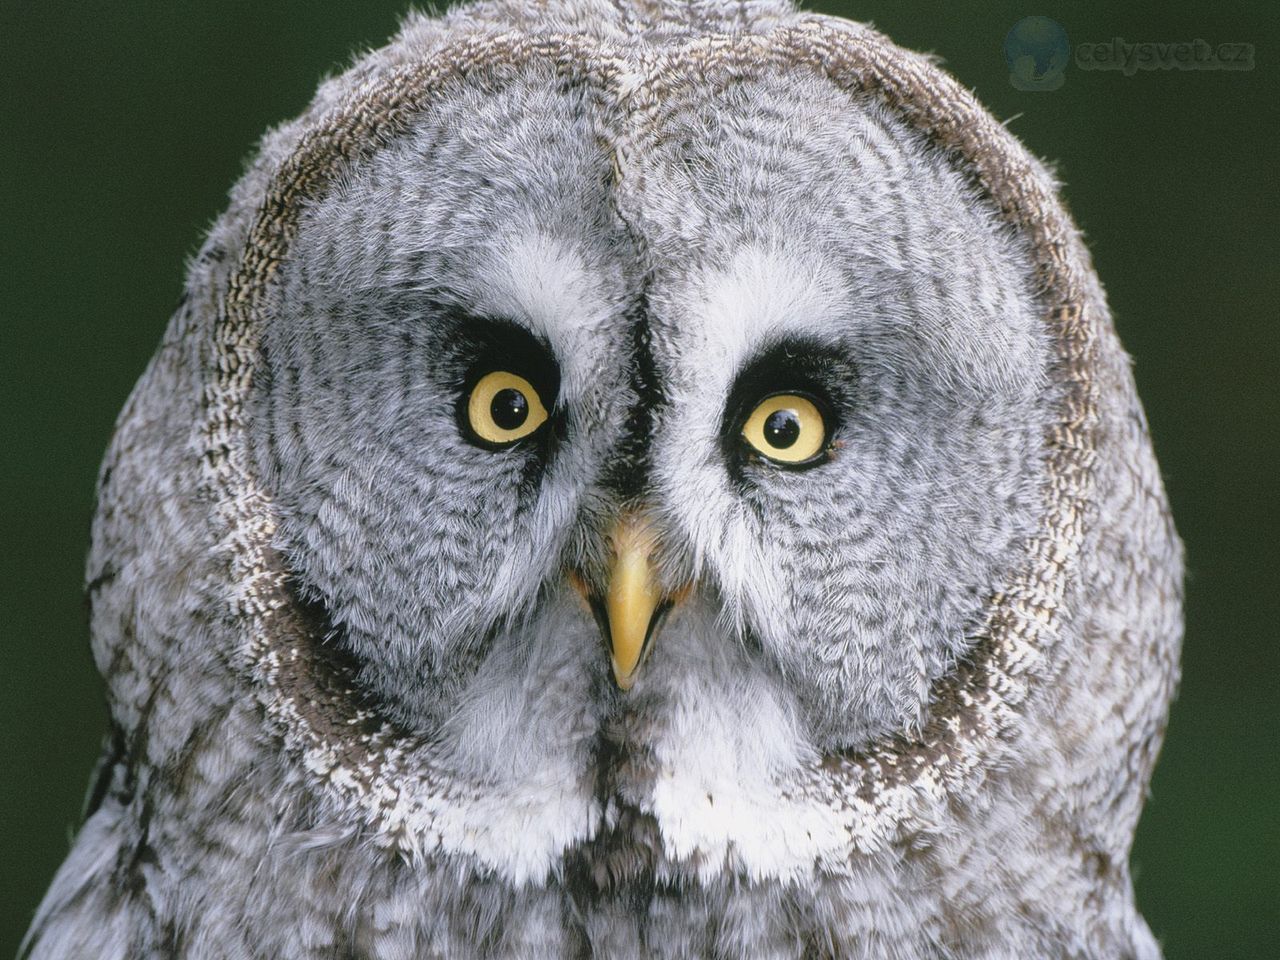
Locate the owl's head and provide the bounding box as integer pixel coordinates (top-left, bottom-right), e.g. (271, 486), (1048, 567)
(249, 58), (1046, 772)
(94, 0), (1179, 893)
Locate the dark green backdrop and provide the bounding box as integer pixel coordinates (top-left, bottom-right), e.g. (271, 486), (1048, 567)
(3, 1), (1276, 956)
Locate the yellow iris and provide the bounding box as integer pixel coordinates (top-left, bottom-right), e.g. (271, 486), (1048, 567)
(465, 371), (549, 445)
(741, 393), (827, 464)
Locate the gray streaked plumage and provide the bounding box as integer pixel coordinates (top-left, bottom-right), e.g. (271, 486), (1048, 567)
(23, 1), (1182, 958)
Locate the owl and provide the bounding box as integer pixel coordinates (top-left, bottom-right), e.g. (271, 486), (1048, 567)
(22, 1), (1182, 958)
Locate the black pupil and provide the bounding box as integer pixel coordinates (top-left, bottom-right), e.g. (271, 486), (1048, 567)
(490, 388), (529, 430)
(763, 408), (801, 449)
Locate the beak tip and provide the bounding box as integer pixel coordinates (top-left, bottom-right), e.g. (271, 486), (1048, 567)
(611, 660), (637, 691)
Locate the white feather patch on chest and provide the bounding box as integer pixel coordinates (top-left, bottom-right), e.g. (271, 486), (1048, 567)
(628, 613), (857, 883)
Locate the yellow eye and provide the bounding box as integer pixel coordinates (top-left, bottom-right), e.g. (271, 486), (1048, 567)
(741, 393), (829, 465)
(465, 371), (549, 446)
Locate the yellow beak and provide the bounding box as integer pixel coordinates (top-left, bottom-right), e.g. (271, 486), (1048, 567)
(604, 515), (666, 690)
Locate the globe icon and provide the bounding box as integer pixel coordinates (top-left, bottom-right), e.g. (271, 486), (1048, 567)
(1004, 17), (1069, 90)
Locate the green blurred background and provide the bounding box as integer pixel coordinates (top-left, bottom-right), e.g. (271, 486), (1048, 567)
(2, 1), (1275, 956)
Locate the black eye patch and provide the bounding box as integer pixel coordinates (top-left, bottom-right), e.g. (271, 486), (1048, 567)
(447, 313), (561, 411)
(720, 338), (852, 477)
(433, 310), (563, 493)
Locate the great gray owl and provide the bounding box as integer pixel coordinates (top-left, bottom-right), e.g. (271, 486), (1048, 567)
(23, 1), (1183, 957)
